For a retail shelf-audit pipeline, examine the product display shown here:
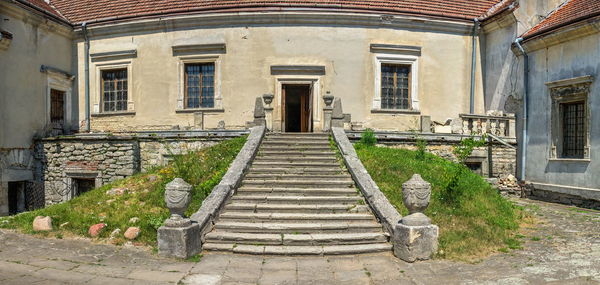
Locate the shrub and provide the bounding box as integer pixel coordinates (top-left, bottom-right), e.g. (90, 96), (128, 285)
(359, 128), (377, 146)
(416, 137), (427, 160)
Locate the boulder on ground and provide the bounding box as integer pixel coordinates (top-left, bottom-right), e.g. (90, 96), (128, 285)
(110, 228), (121, 239)
(128, 217), (140, 224)
(89, 223), (107, 237)
(106, 188), (127, 196)
(33, 216), (52, 231)
(124, 227), (140, 240)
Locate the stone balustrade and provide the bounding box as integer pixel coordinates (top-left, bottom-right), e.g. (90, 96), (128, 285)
(459, 113), (516, 138)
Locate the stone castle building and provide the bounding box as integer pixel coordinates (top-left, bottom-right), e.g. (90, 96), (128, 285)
(0, 0), (598, 215)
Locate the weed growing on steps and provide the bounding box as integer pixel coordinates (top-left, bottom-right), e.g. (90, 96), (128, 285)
(359, 128), (377, 146)
(354, 143), (524, 262)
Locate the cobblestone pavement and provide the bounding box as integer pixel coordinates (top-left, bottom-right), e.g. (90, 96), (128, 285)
(0, 199), (599, 284)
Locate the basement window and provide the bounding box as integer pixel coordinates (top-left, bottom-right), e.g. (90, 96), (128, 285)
(72, 178), (95, 197)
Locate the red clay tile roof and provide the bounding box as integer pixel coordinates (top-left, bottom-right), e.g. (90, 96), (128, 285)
(523, 0), (600, 39)
(45, 0), (501, 25)
(20, 0), (67, 21)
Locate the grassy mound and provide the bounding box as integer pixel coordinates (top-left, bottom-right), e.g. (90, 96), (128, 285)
(354, 143), (524, 261)
(0, 137), (246, 247)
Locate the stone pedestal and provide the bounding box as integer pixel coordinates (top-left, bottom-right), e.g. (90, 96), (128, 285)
(265, 107), (273, 131)
(392, 219), (439, 262)
(323, 107), (333, 131)
(158, 222), (201, 259)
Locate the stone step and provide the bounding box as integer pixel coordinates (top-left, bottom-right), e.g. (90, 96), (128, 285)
(248, 167), (343, 175)
(230, 195), (363, 205)
(252, 161), (340, 168)
(244, 174), (351, 180)
(261, 141), (330, 146)
(218, 212), (376, 222)
(260, 146), (332, 152)
(213, 221), (383, 233)
(258, 151), (335, 157)
(203, 242), (392, 255)
(268, 132), (329, 137)
(242, 179), (354, 188)
(205, 232), (388, 245)
(263, 136), (329, 142)
(254, 157), (338, 163)
(224, 203), (370, 213)
(236, 187), (357, 196)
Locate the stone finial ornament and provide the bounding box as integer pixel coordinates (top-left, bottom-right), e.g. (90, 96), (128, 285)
(402, 174), (431, 215)
(262, 93), (274, 105)
(393, 173), (438, 262)
(323, 92), (334, 107)
(164, 178), (193, 227)
(400, 174), (432, 226)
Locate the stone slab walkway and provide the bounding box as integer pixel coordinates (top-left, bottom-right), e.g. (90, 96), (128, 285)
(0, 199), (599, 284)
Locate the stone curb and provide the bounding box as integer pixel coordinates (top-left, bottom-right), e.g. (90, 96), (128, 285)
(331, 127), (402, 236)
(189, 125), (266, 242)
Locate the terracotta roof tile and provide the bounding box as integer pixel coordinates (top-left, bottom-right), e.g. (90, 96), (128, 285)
(45, 0), (501, 25)
(22, 0), (68, 21)
(523, 0), (600, 39)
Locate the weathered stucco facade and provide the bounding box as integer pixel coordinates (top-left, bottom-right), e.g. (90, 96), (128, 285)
(78, 13), (486, 133)
(0, 1), (75, 216)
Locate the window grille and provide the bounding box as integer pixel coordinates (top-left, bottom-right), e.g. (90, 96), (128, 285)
(50, 89), (65, 123)
(185, 63), (215, 108)
(561, 101), (586, 158)
(101, 69), (128, 112)
(381, 64), (411, 109)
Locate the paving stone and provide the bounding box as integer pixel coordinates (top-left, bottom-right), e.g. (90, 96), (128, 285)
(30, 268), (95, 283)
(72, 264), (132, 278)
(27, 259), (80, 270)
(181, 273), (222, 285)
(127, 269), (186, 283)
(258, 270), (297, 285)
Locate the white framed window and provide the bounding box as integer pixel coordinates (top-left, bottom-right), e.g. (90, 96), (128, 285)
(373, 54), (419, 112)
(547, 76), (593, 160)
(176, 56), (222, 111)
(93, 62), (134, 114)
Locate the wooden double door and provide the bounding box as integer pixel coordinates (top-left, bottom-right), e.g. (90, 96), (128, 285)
(282, 84), (312, 132)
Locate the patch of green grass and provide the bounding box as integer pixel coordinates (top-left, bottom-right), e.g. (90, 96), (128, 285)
(530, 236), (541, 241)
(0, 137), (246, 246)
(354, 143), (523, 261)
(186, 254), (203, 263)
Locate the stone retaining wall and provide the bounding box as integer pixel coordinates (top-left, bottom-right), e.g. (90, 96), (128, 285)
(36, 131), (247, 206)
(523, 182), (600, 210)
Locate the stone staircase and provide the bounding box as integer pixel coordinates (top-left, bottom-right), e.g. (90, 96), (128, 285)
(203, 132), (392, 255)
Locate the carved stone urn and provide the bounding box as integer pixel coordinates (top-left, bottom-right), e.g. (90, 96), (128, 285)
(262, 93), (274, 106)
(323, 92), (334, 107)
(402, 174), (431, 214)
(164, 178), (193, 227)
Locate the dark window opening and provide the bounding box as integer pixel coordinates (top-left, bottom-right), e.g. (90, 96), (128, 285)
(465, 161), (483, 175)
(102, 69), (128, 112)
(72, 178), (95, 197)
(8, 181), (26, 215)
(561, 101), (586, 158)
(185, 63), (215, 108)
(381, 64), (411, 110)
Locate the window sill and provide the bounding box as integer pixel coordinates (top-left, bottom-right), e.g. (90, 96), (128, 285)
(371, 109), (420, 115)
(548, 158), (591, 163)
(91, 111), (136, 117)
(175, 108), (224, 113)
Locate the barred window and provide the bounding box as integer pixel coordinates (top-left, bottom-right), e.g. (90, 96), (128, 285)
(561, 101), (586, 158)
(101, 69), (128, 112)
(185, 63), (215, 108)
(381, 64), (411, 109)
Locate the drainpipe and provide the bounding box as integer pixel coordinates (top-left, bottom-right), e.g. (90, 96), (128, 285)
(514, 37), (528, 181)
(82, 22), (91, 132)
(469, 18), (479, 114)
